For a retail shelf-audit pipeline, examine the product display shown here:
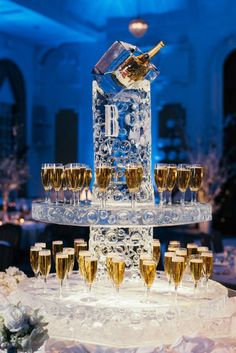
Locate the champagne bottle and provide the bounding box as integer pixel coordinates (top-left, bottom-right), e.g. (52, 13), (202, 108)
(113, 41), (165, 87)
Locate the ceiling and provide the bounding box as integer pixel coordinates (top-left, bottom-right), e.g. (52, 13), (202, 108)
(0, 0), (187, 45)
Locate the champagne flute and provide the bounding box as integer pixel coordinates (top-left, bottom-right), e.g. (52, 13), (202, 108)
(142, 260), (156, 302)
(139, 254), (153, 282)
(166, 164), (177, 205)
(153, 240), (161, 267)
(62, 170), (67, 204)
(63, 247), (75, 286)
(75, 242), (87, 270)
(77, 163), (87, 204)
(164, 252), (174, 293)
(41, 163), (53, 202)
(51, 163), (64, 204)
(78, 250), (91, 280)
(84, 256), (98, 292)
(177, 164), (191, 205)
(154, 163), (168, 206)
(171, 256), (185, 302)
(39, 249), (51, 294)
(189, 255), (203, 297)
(64, 164), (73, 204)
(125, 163), (143, 208)
(56, 252), (68, 298)
(189, 164), (204, 204)
(187, 243), (198, 258)
(52, 240), (63, 263)
(84, 168), (92, 203)
(201, 251), (213, 290)
(106, 253), (119, 282)
(175, 248), (188, 270)
(167, 246), (178, 254)
(30, 246), (41, 283)
(112, 257), (125, 295)
(96, 163), (112, 208)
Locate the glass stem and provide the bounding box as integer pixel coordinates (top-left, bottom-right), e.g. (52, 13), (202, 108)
(102, 191), (106, 208)
(168, 279), (171, 294)
(180, 191), (185, 206)
(168, 190), (172, 205)
(146, 286), (150, 302)
(59, 280), (63, 298)
(56, 191), (59, 205)
(159, 192), (164, 206)
(175, 285), (178, 303)
(131, 192), (135, 208)
(43, 277), (47, 294)
(194, 282), (198, 298)
(193, 191), (197, 203)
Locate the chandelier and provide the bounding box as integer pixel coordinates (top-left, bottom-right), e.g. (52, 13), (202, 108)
(129, 18), (148, 37)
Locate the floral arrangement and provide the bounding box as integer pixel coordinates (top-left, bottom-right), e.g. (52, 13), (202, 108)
(0, 302), (48, 352)
(0, 267), (27, 297)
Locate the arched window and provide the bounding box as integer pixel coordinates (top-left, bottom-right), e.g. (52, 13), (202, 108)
(0, 60), (26, 159)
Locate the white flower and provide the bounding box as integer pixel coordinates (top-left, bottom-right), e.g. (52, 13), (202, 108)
(3, 304), (28, 333)
(5, 267), (26, 283)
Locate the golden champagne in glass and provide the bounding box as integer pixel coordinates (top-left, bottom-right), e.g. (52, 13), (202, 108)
(78, 251), (91, 278)
(75, 242), (87, 264)
(171, 256), (185, 301)
(153, 240), (161, 266)
(39, 249), (51, 294)
(106, 253), (119, 281)
(189, 164), (204, 203)
(164, 252), (174, 292)
(63, 248), (75, 277)
(30, 246), (41, 278)
(96, 164), (112, 208)
(125, 164), (143, 208)
(154, 164), (168, 205)
(51, 163), (64, 204)
(201, 251), (213, 288)
(177, 164), (191, 205)
(41, 164), (53, 202)
(175, 248), (188, 269)
(52, 240), (63, 262)
(167, 246), (177, 253)
(169, 240), (180, 249)
(84, 256), (98, 291)
(84, 168), (92, 202)
(166, 164), (177, 205)
(190, 255), (203, 296)
(142, 260), (156, 302)
(56, 252), (68, 297)
(139, 254), (153, 280)
(112, 257), (125, 293)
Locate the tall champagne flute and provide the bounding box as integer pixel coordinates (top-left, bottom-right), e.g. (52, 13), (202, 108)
(125, 164), (143, 208)
(41, 163), (53, 202)
(139, 254), (153, 282)
(112, 257), (125, 295)
(75, 242), (87, 270)
(175, 248), (188, 270)
(30, 246), (41, 283)
(106, 253), (119, 281)
(64, 164), (73, 204)
(77, 164), (87, 203)
(189, 164), (204, 204)
(142, 260), (156, 302)
(171, 256), (185, 301)
(84, 256), (98, 292)
(39, 249), (51, 294)
(51, 163), (64, 204)
(201, 251), (213, 289)
(96, 163), (112, 208)
(84, 168), (92, 202)
(63, 247), (75, 286)
(153, 240), (161, 267)
(56, 252), (68, 298)
(166, 164), (177, 205)
(164, 252), (174, 293)
(168, 246), (177, 254)
(78, 251), (91, 280)
(62, 170), (67, 204)
(187, 243), (198, 257)
(154, 163), (168, 206)
(177, 164), (191, 205)
(52, 240), (63, 263)
(189, 255), (203, 297)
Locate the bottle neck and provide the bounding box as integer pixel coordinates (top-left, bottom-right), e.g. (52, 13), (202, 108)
(146, 41), (165, 59)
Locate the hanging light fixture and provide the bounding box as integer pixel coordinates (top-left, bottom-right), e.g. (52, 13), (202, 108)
(129, 18), (148, 37)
